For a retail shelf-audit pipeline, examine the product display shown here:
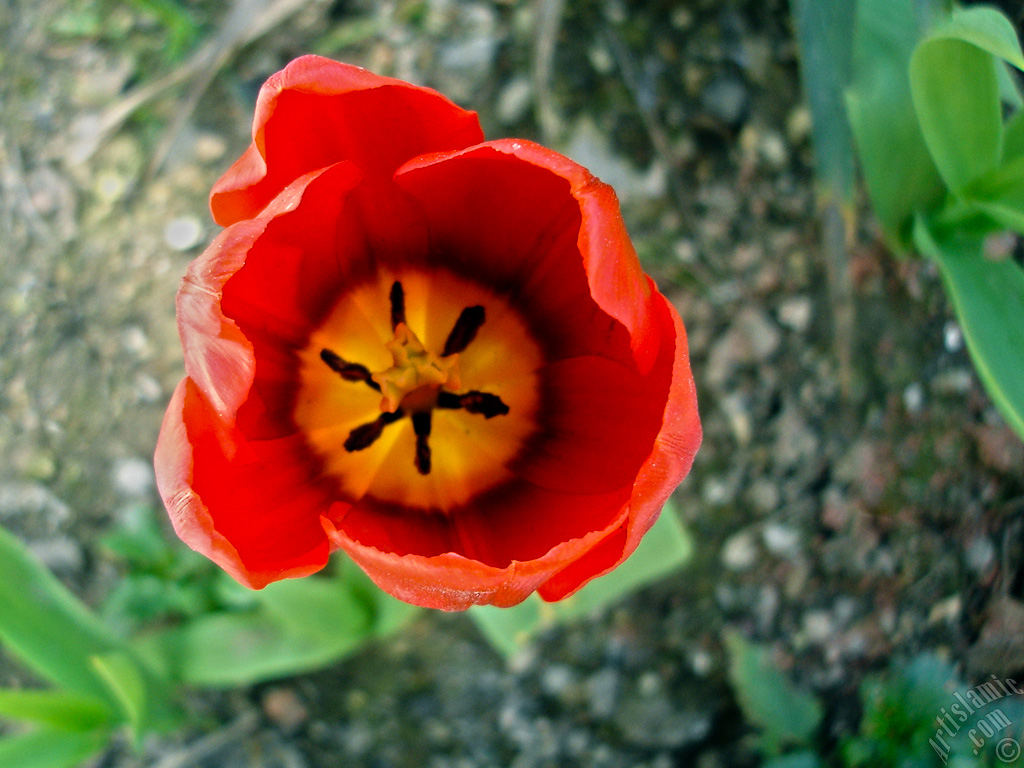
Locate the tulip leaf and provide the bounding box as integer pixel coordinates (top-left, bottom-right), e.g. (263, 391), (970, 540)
(910, 37), (1003, 193)
(1005, 110), (1024, 161)
(791, 0), (857, 202)
(928, 5), (1024, 73)
(90, 652), (151, 746)
(962, 152), (1024, 235)
(724, 630), (823, 754)
(0, 729), (110, 768)
(136, 576), (374, 687)
(0, 526), (126, 706)
(763, 753), (822, 768)
(0, 689), (112, 732)
(845, 0), (944, 249)
(913, 215), (1024, 441)
(469, 500), (693, 657)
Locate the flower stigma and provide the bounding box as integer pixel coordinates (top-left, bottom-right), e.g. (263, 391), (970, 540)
(294, 270), (542, 510)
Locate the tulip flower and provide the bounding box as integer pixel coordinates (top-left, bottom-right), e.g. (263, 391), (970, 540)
(155, 55), (701, 610)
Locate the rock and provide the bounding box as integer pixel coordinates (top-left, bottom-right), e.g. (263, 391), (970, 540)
(0, 482), (70, 527)
(778, 296), (812, 332)
(705, 307), (781, 388)
(902, 382), (925, 414)
(585, 669), (620, 719)
(720, 393), (752, 445)
(614, 695), (711, 749)
(562, 119), (666, 204)
(943, 320), (963, 352)
(722, 530), (758, 571)
(737, 307), (780, 361)
(701, 75), (749, 126)
(262, 687), (309, 734)
(965, 536), (996, 574)
(971, 424), (1024, 475)
(773, 405), (817, 468)
(27, 536), (84, 574)
(801, 610), (833, 644)
(748, 479), (780, 514)
(968, 597), (1024, 676)
(762, 523), (801, 559)
(931, 369), (974, 395)
(758, 130), (788, 169)
(164, 216), (203, 251)
(112, 456), (154, 497)
(496, 77), (533, 125)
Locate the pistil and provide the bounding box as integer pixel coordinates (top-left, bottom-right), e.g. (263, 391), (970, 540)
(319, 281), (510, 475)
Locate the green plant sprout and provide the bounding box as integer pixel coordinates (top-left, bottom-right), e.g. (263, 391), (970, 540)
(795, 0), (1024, 442)
(0, 499), (691, 765)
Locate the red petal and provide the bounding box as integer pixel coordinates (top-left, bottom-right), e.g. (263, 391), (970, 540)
(538, 292), (702, 600)
(154, 378), (332, 588)
(323, 493), (630, 610)
(210, 55), (483, 226)
(395, 139), (660, 371)
(517, 355), (666, 494)
(179, 162), (363, 420)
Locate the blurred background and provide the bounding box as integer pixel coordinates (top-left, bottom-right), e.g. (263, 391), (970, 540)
(2, 1), (1024, 766)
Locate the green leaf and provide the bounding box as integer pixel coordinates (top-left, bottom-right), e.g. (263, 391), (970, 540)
(724, 631), (823, 753)
(0, 526), (124, 704)
(0, 729), (109, 768)
(845, 0), (944, 248)
(930, 5), (1024, 72)
(1005, 110), (1024, 161)
(910, 37), (1002, 192)
(962, 151), (1024, 235)
(763, 753), (822, 768)
(90, 653), (149, 746)
(0, 689), (111, 732)
(792, 0), (857, 201)
(0, 526), (179, 736)
(137, 576), (374, 687)
(914, 215), (1024, 441)
(470, 501), (693, 657)
(998, 62), (1024, 110)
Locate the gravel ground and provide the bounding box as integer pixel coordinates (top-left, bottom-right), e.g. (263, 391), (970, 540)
(2, 1), (1023, 766)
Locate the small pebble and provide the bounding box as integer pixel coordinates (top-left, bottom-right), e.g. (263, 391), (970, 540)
(928, 595), (961, 625)
(802, 610), (833, 643)
(262, 687), (309, 734)
(903, 382), (925, 414)
(778, 296), (812, 332)
(762, 523), (800, 559)
(112, 457), (154, 497)
(943, 320), (963, 352)
(722, 530), (758, 571)
(496, 77), (533, 125)
(164, 216), (203, 251)
(966, 536), (996, 573)
(758, 130), (788, 168)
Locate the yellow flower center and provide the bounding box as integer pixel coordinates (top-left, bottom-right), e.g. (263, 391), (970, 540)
(372, 323), (461, 413)
(293, 269), (543, 511)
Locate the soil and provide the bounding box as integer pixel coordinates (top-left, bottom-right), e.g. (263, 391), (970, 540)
(2, 0), (1023, 766)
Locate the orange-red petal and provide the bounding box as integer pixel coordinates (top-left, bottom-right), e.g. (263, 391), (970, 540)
(155, 378), (332, 588)
(210, 55), (483, 226)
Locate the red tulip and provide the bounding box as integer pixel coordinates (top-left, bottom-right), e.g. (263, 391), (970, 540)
(155, 55), (701, 610)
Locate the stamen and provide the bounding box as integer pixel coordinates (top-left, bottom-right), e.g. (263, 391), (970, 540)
(442, 306), (486, 356)
(389, 281), (406, 330)
(437, 390), (509, 418)
(320, 349), (381, 392)
(344, 409), (405, 452)
(411, 411), (432, 475)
